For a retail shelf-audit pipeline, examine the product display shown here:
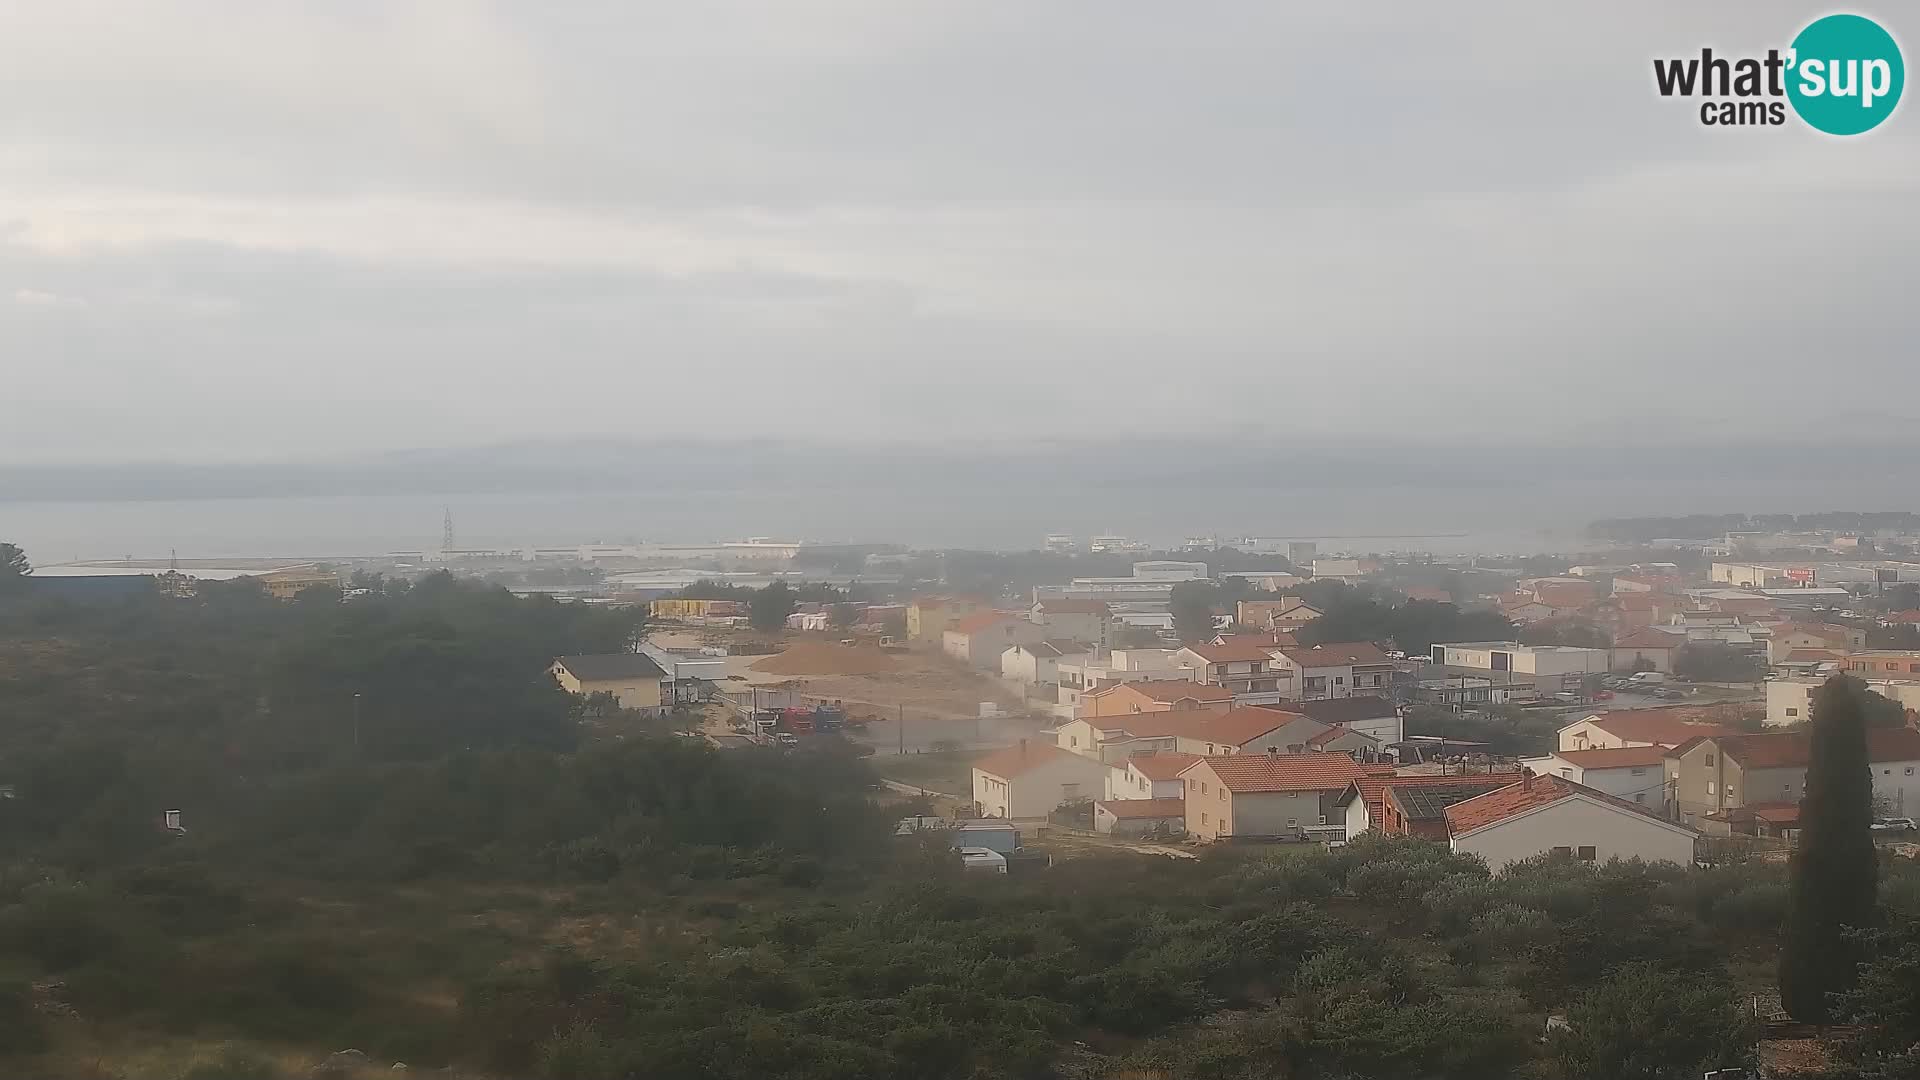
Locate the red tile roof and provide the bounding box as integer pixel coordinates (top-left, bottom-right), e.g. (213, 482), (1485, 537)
(1186, 637), (1286, 663)
(1343, 770), (1525, 829)
(1705, 801), (1801, 826)
(1278, 642), (1390, 668)
(972, 741), (1087, 779)
(1096, 797), (1186, 820)
(1096, 679), (1235, 705)
(950, 611), (1021, 634)
(1572, 707), (1742, 747)
(1189, 752), (1366, 793)
(1552, 746), (1671, 770)
(1444, 773), (1681, 836)
(1675, 728), (1920, 770)
(1888, 610), (1920, 624)
(1125, 752), (1202, 780)
(1612, 628), (1685, 650)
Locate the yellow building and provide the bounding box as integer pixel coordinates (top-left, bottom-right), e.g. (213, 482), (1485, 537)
(259, 567), (339, 600)
(551, 653), (667, 714)
(649, 598), (749, 620)
(907, 595), (992, 644)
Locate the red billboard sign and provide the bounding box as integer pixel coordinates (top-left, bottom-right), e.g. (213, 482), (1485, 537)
(1786, 567), (1815, 583)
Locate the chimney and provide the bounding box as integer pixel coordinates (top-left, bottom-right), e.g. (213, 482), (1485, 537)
(1520, 766), (1534, 791)
(1267, 745), (1279, 756)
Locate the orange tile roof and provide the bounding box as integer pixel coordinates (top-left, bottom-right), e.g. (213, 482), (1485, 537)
(972, 741), (1088, 779)
(1444, 773), (1677, 836)
(950, 611), (1021, 634)
(1125, 752), (1202, 780)
(1552, 746), (1670, 769)
(1279, 642), (1390, 668)
(1574, 707), (1741, 746)
(1105, 708), (1309, 748)
(1098, 679), (1235, 704)
(1888, 610), (1920, 624)
(1674, 728), (1920, 770)
(1783, 648), (1843, 663)
(1189, 752), (1366, 793)
(1095, 797), (1186, 820)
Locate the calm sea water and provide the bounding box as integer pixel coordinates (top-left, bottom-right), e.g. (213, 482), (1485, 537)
(1, 486), (1588, 564)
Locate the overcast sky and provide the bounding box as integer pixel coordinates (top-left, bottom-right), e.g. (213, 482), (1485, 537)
(3, 2), (1916, 464)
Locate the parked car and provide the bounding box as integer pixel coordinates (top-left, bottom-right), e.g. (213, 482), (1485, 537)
(1873, 818), (1917, 832)
(776, 732), (800, 746)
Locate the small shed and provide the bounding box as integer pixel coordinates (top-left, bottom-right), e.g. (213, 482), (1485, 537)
(1094, 798), (1187, 838)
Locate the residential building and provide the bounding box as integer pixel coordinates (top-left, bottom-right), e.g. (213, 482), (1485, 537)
(1271, 695), (1404, 743)
(1078, 679), (1234, 719)
(1031, 598), (1112, 647)
(1766, 622), (1866, 664)
(971, 741), (1110, 820)
(1444, 773), (1699, 871)
(1105, 752), (1202, 800)
(1001, 640), (1090, 685)
(1767, 675), (1920, 727)
(944, 612), (1047, 668)
(1310, 558), (1374, 582)
(1307, 725), (1385, 760)
(1053, 650), (1197, 715)
(1844, 651), (1920, 680)
(1175, 637), (1292, 704)
(550, 653), (668, 714)
(1610, 628), (1686, 673)
(1057, 706), (1329, 763)
(1520, 746), (1670, 807)
(1338, 771), (1521, 840)
(650, 598), (750, 620)
(1094, 798), (1187, 837)
(1429, 642), (1609, 695)
(1235, 598), (1323, 634)
(1669, 728), (1920, 825)
(907, 595), (992, 643)
(1412, 675), (1520, 707)
(1556, 707), (1742, 753)
(1271, 642), (1394, 700)
(1181, 752), (1368, 842)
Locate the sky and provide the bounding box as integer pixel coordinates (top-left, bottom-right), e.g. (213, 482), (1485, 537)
(3, 2), (1917, 464)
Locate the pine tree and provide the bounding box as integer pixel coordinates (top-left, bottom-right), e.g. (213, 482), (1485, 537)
(1780, 675), (1880, 1022)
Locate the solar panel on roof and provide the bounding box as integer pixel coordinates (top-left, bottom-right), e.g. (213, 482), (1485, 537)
(1392, 782), (1512, 820)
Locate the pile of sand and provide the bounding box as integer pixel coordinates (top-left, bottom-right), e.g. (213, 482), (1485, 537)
(749, 640), (899, 677)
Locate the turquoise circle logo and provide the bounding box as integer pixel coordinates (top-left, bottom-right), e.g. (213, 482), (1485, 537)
(1787, 14), (1904, 135)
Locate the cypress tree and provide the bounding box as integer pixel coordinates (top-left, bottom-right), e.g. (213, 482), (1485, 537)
(1780, 675), (1880, 1022)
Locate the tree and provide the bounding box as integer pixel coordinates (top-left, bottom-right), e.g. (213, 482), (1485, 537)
(750, 581), (796, 632)
(1518, 620), (1611, 650)
(1169, 581), (1220, 643)
(0, 542), (29, 593)
(1781, 675), (1881, 1023)
(1551, 963), (1755, 1080)
(1673, 643), (1765, 683)
(1114, 625), (1163, 649)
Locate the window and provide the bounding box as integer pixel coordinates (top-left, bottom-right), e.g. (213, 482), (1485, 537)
(1706, 781), (1716, 795)
(1201, 812), (1209, 825)
(1631, 766), (1646, 776)
(1286, 818), (1297, 828)
(1786, 708), (1798, 717)
(1201, 782), (1209, 795)
(1335, 676), (1345, 685)
(1907, 767), (1915, 776)
(1705, 753), (1715, 766)
(1551, 845), (1572, 856)
(1070, 736), (1078, 747)
(1319, 815), (1328, 825)
(1218, 789), (1225, 802)
(1634, 793), (1646, 804)
(1578, 846), (1597, 861)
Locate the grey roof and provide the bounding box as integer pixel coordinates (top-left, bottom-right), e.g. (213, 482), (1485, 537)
(553, 653), (666, 681)
(1390, 781), (1514, 821)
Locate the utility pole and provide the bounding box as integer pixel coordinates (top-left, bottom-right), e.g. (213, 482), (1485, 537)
(351, 692), (363, 755)
(898, 703), (905, 755)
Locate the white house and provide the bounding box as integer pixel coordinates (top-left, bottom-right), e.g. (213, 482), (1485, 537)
(971, 741), (1110, 820)
(1286, 696), (1404, 744)
(1518, 746), (1670, 807)
(1271, 643), (1394, 700)
(1001, 640), (1089, 685)
(944, 612), (1048, 669)
(1444, 773), (1698, 871)
(1104, 751), (1201, 801)
(1556, 708), (1740, 753)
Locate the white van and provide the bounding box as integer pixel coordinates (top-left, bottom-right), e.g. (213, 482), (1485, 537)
(1628, 671), (1668, 685)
